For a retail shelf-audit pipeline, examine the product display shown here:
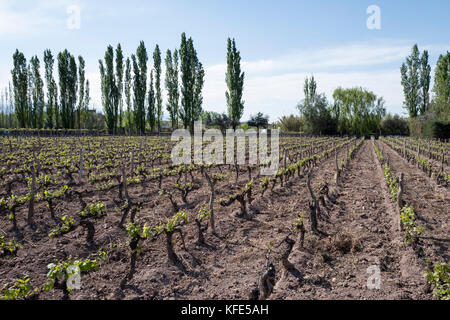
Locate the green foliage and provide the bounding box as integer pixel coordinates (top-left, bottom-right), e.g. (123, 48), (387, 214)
(247, 112), (269, 129)
(202, 111), (231, 132)
(383, 164), (398, 201)
(79, 202), (106, 218)
(126, 222), (141, 238)
(421, 120), (450, 139)
(131, 41), (148, 134)
(147, 70), (156, 131)
(48, 215), (75, 237)
(381, 114), (409, 136)
(0, 278), (37, 300)
(0, 236), (21, 255)
(432, 51), (450, 121)
(226, 38), (245, 129)
(29, 55), (45, 129)
(99, 45), (120, 134)
(400, 205), (423, 243)
(298, 76), (336, 135)
(278, 114), (303, 133)
(425, 261), (450, 300)
(332, 87), (385, 135)
(44, 49), (56, 129)
(165, 49), (180, 130)
(261, 177), (270, 190)
(179, 32), (204, 133)
(400, 44), (421, 118)
(197, 204), (210, 221)
(293, 213), (305, 232)
(58, 49), (78, 129)
(153, 44), (163, 132)
(43, 252), (107, 292)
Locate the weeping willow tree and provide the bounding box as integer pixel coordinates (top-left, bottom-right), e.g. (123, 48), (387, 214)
(332, 87), (386, 135)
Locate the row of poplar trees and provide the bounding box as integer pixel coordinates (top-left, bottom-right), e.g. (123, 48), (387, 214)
(100, 33), (245, 134)
(401, 44), (450, 121)
(11, 49), (90, 129)
(99, 33), (205, 134)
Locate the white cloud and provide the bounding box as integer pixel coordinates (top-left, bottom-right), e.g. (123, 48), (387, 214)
(202, 41), (449, 121)
(0, 0), (75, 36)
(1, 38), (446, 122)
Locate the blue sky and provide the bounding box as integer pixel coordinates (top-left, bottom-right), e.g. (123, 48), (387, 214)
(1, 0), (449, 121)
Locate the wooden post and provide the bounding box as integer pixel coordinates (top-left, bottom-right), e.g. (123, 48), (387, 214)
(403, 139), (406, 158)
(79, 148), (84, 183)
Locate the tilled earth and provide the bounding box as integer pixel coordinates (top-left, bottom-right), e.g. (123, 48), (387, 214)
(0, 140), (448, 300)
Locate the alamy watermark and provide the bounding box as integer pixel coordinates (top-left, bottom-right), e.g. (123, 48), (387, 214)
(171, 121), (280, 175)
(67, 5), (81, 30)
(366, 5), (381, 30)
(366, 264), (381, 290)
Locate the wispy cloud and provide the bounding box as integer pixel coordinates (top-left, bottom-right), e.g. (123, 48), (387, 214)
(0, 0), (76, 36)
(203, 41), (448, 120)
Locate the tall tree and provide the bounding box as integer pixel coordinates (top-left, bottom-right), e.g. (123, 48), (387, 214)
(124, 57), (132, 133)
(400, 44), (421, 118)
(179, 33), (204, 133)
(297, 76), (336, 135)
(153, 44), (163, 133)
(432, 51), (450, 121)
(116, 44), (124, 132)
(99, 45), (118, 134)
(248, 112), (269, 129)
(44, 49), (56, 129)
(29, 56), (45, 128)
(132, 41), (148, 134)
(165, 49), (179, 130)
(147, 70), (156, 132)
(83, 79), (90, 128)
(58, 49), (77, 129)
(225, 38), (245, 130)
(68, 55), (78, 129)
(77, 56), (86, 129)
(332, 87), (386, 135)
(8, 82), (14, 128)
(419, 50), (431, 116)
(11, 50), (28, 128)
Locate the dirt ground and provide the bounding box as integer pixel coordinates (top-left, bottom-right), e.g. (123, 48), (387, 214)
(0, 139), (448, 300)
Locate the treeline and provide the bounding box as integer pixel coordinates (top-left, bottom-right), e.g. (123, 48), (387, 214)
(282, 76), (388, 136)
(400, 45), (449, 138)
(5, 33), (246, 135)
(100, 33), (205, 134)
(9, 49), (92, 130)
(97, 34), (245, 134)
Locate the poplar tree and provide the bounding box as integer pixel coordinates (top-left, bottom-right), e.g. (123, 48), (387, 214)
(165, 49), (179, 130)
(58, 49), (77, 129)
(68, 55), (78, 128)
(84, 79), (90, 128)
(30, 56), (45, 128)
(132, 41), (148, 134)
(11, 50), (28, 128)
(225, 38), (245, 130)
(44, 49), (56, 129)
(99, 45), (118, 134)
(124, 57), (132, 132)
(400, 44), (421, 118)
(153, 44), (162, 133)
(419, 50), (431, 116)
(116, 44), (124, 132)
(148, 70), (156, 132)
(179, 32), (204, 133)
(77, 56), (85, 129)
(433, 52), (450, 121)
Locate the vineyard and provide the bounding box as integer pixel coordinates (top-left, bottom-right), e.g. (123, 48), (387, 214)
(0, 135), (448, 300)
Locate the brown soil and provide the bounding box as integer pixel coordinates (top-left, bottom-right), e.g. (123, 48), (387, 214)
(0, 140), (446, 300)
